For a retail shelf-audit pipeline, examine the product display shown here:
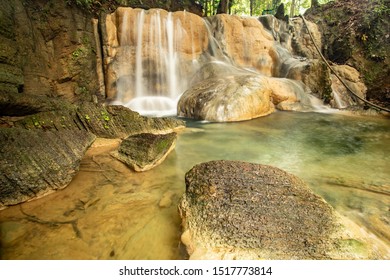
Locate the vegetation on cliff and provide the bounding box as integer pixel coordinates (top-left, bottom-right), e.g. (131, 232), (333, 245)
(305, 0), (389, 107)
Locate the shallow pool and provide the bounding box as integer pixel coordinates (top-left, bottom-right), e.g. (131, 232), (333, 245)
(0, 111), (389, 259)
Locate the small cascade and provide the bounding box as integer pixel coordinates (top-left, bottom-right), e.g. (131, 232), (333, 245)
(332, 90), (348, 109)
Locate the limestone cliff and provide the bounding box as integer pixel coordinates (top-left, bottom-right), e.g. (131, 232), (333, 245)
(0, 0), (103, 103)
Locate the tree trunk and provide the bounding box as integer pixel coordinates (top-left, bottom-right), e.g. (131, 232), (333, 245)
(217, 0), (230, 14)
(311, 0), (320, 8)
(290, 0), (296, 17)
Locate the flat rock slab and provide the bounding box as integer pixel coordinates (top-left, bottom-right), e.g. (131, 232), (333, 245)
(15, 102), (185, 139)
(0, 128), (96, 209)
(178, 160), (385, 259)
(112, 132), (177, 172)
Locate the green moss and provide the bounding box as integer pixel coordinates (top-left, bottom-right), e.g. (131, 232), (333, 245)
(338, 239), (367, 256)
(155, 138), (171, 154)
(72, 48), (85, 59)
(101, 111), (110, 122)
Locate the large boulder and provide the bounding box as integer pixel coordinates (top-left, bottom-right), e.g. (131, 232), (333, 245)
(0, 128), (96, 209)
(178, 74), (275, 122)
(178, 160), (385, 259)
(178, 66), (316, 122)
(1, 102), (184, 207)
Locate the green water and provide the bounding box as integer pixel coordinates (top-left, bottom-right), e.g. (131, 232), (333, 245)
(0, 111), (389, 259)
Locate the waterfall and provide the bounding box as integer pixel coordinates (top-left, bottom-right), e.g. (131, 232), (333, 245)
(112, 9), (195, 116)
(107, 9), (331, 117)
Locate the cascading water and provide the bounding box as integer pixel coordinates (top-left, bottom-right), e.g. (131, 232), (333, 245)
(111, 9), (204, 116)
(108, 8), (331, 117)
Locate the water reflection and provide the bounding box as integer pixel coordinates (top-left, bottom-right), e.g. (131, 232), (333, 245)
(0, 112), (389, 259)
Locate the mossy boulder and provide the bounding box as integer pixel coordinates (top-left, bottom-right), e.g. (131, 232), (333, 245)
(0, 128), (96, 209)
(112, 132), (177, 172)
(14, 102), (185, 139)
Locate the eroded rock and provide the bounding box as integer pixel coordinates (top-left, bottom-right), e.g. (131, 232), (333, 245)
(207, 14), (277, 76)
(178, 68), (317, 122)
(15, 102), (185, 139)
(0, 128), (96, 209)
(178, 160), (385, 259)
(111, 132), (177, 172)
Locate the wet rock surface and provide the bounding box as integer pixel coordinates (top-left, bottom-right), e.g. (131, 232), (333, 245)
(15, 103), (185, 139)
(0, 128), (96, 208)
(112, 132), (177, 172)
(178, 74), (275, 122)
(1, 103), (184, 207)
(178, 160), (383, 259)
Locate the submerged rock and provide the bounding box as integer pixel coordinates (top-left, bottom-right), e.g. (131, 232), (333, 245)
(0, 128), (96, 209)
(112, 132), (177, 172)
(178, 160), (386, 259)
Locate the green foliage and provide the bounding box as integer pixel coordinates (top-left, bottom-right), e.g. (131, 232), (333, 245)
(358, 0), (389, 61)
(198, 0), (333, 16)
(67, 0), (95, 9)
(373, 0), (390, 15)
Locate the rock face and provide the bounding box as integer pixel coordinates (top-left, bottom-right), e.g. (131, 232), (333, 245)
(330, 65), (367, 108)
(207, 14), (277, 76)
(258, 15), (323, 60)
(179, 160), (381, 259)
(0, 92), (77, 116)
(0, 0), (103, 102)
(305, 0), (389, 106)
(0, 128), (96, 209)
(112, 132), (177, 172)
